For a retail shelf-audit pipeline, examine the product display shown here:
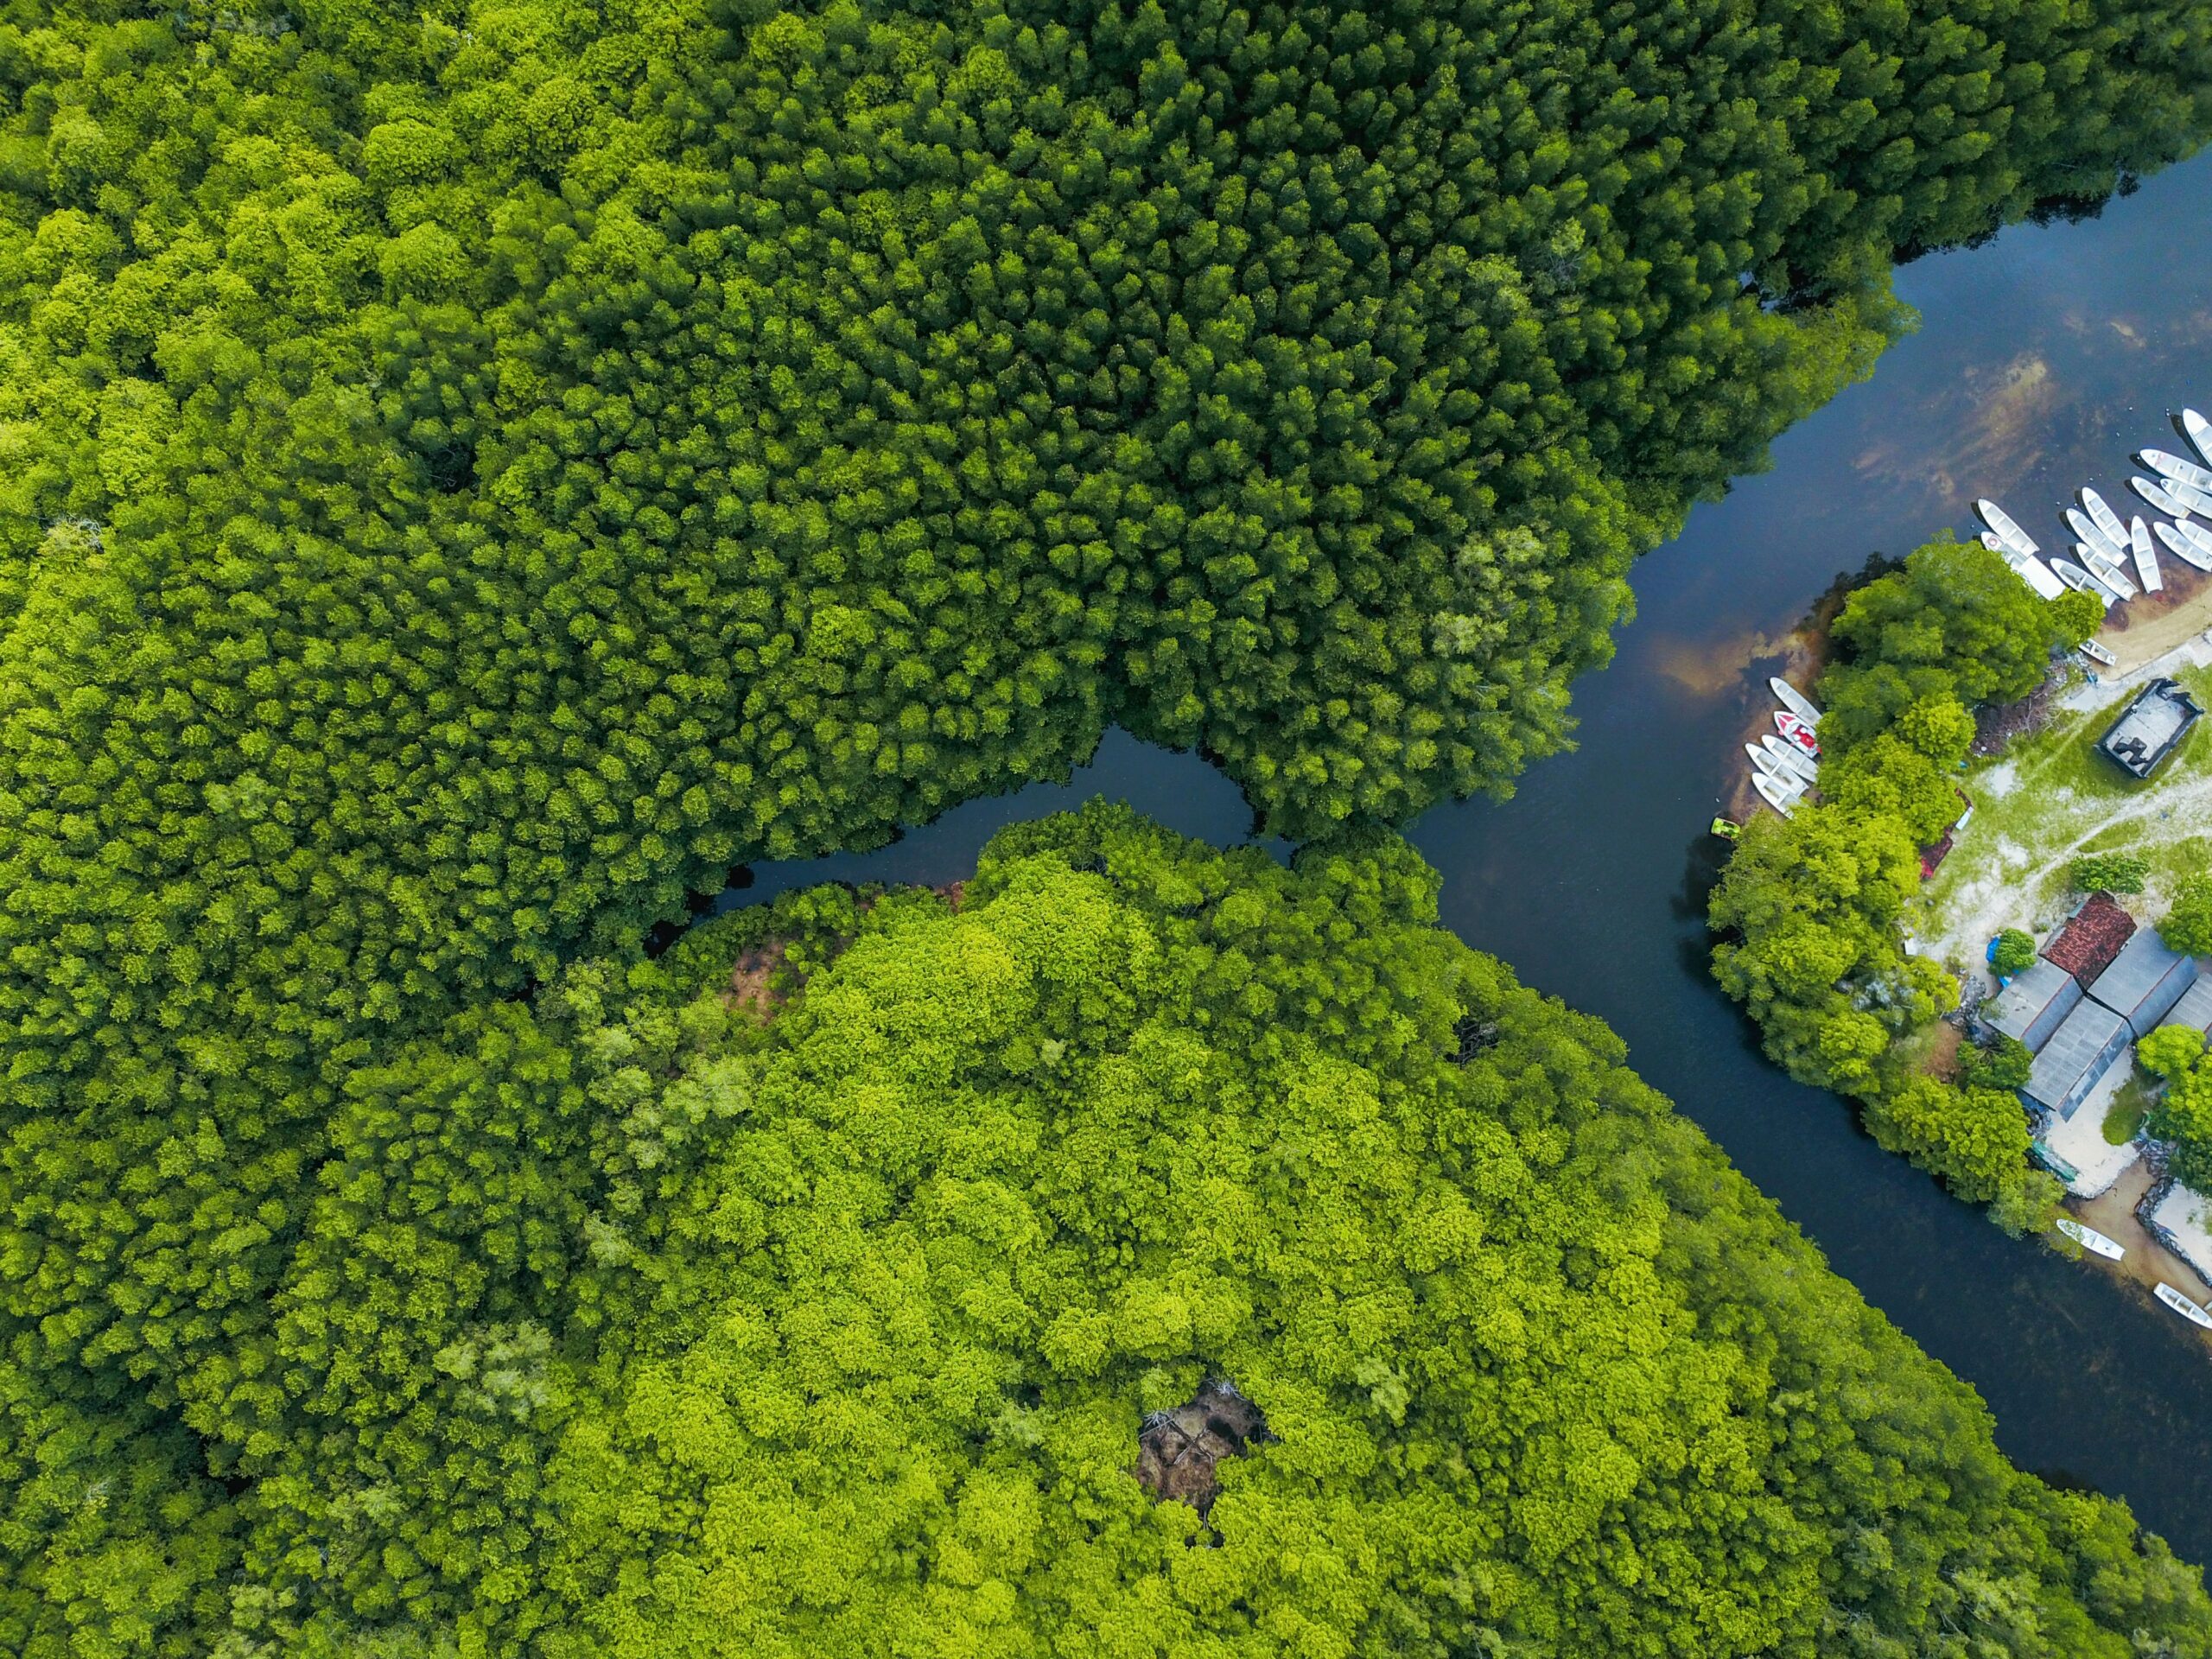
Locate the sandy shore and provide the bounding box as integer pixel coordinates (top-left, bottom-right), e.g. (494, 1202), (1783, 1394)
(2073, 1161), (2212, 1345)
(2096, 559), (2212, 674)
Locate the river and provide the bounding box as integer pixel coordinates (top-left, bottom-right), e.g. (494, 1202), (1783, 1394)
(713, 149), (2212, 1561)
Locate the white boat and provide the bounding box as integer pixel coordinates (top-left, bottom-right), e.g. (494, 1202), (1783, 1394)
(2011, 554), (2066, 601)
(2082, 487), (2130, 550)
(2081, 639), (2117, 667)
(1752, 771), (1798, 817)
(2080, 543), (2137, 599)
(2130, 516), (2162, 593)
(2142, 448), (2212, 493)
(1769, 677), (1821, 727)
(2171, 476), (2212, 517)
(1761, 734), (1818, 785)
(2065, 506), (2126, 563)
(1774, 709), (1819, 758)
(2157, 519), (2212, 572)
(2184, 407), (2210, 467)
(1975, 499), (2041, 559)
(2050, 559), (2113, 607)
(2158, 1282), (2212, 1330)
(2133, 474), (2193, 518)
(2056, 1217), (2125, 1261)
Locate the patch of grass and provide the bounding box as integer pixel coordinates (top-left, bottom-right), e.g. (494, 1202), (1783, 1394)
(2105, 1070), (2155, 1146)
(1915, 658), (2212, 976)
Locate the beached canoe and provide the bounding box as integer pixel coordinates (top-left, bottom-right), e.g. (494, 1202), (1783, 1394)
(1761, 734), (1818, 785)
(2056, 1217), (2126, 1261)
(2143, 448), (2212, 493)
(2080, 543), (2138, 599)
(2080, 639), (2117, 667)
(2065, 506), (2127, 564)
(2130, 516), (2162, 593)
(2171, 475), (2212, 517)
(2156, 520), (2212, 572)
(2050, 559), (2114, 607)
(2083, 487), (2130, 550)
(2158, 1282), (2212, 1330)
(1769, 676), (1821, 727)
(1974, 499), (2041, 559)
(1752, 771), (1798, 817)
(2133, 474), (2194, 518)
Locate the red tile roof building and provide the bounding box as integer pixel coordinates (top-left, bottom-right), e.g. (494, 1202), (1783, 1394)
(2040, 892), (2137, 984)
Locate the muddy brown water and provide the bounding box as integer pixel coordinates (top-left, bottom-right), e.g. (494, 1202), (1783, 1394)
(715, 150), (2212, 1564)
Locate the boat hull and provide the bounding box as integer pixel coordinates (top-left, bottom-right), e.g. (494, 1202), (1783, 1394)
(2066, 506), (2126, 563)
(2184, 407), (2211, 467)
(2130, 517), (2162, 592)
(1974, 499), (2040, 559)
(1774, 710), (1819, 757)
(2080, 544), (2137, 598)
(1768, 677), (1821, 727)
(2083, 487), (2129, 550)
(1751, 772), (1796, 817)
(2144, 448), (2212, 493)
(2156, 520), (2212, 572)
(2158, 1282), (2212, 1330)
(1760, 734), (1818, 785)
(2050, 559), (2113, 607)
(2056, 1217), (2125, 1261)
(2133, 474), (2192, 518)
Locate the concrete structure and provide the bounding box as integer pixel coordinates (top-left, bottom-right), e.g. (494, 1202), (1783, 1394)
(2160, 975), (2212, 1039)
(2024, 1000), (2132, 1120)
(2086, 928), (2199, 1038)
(1984, 957), (2082, 1052)
(2098, 676), (2202, 779)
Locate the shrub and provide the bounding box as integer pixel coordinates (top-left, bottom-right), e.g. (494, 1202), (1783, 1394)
(2073, 852), (2150, 894)
(1991, 929), (2037, 976)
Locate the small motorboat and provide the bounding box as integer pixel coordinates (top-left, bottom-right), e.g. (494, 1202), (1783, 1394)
(1761, 734), (1818, 785)
(1752, 771), (1798, 817)
(2156, 519), (2212, 572)
(2056, 1217), (2125, 1261)
(2080, 639), (2117, 667)
(2130, 515), (2162, 593)
(2082, 487), (2130, 550)
(2010, 553), (2066, 600)
(2133, 474), (2194, 518)
(1774, 709), (1819, 757)
(2079, 543), (2137, 599)
(2065, 506), (2126, 563)
(1974, 498), (2041, 559)
(2184, 407), (2210, 467)
(1769, 677), (1821, 727)
(2157, 1282), (2212, 1330)
(2142, 448), (2212, 493)
(2050, 559), (2113, 607)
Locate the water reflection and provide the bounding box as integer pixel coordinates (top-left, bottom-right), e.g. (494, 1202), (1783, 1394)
(713, 148), (2212, 1560)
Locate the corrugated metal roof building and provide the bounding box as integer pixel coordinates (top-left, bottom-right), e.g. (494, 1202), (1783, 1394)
(2085, 929), (2198, 1038)
(1983, 957), (2082, 1052)
(2024, 1001), (2132, 1120)
(2158, 975), (2212, 1038)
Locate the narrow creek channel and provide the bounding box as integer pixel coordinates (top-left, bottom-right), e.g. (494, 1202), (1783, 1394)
(715, 148), (2212, 1563)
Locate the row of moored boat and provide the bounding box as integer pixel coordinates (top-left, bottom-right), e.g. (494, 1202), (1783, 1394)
(1746, 677), (1821, 816)
(1975, 409), (2212, 652)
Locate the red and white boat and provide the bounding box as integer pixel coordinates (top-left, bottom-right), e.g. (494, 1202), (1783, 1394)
(1775, 710), (1819, 758)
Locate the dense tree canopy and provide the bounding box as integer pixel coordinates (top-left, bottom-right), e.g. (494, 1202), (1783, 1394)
(2, 0), (2210, 1647)
(2, 1), (2209, 1447)
(13, 806), (2212, 1654)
